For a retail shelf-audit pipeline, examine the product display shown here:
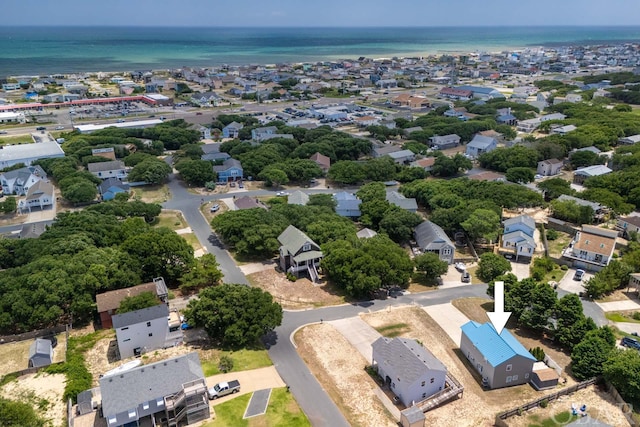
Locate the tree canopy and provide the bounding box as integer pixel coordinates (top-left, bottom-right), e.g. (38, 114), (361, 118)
(185, 284), (282, 347)
(117, 291), (161, 314)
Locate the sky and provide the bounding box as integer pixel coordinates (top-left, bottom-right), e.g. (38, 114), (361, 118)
(3, 0), (640, 27)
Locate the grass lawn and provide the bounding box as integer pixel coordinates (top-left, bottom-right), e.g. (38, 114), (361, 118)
(0, 135), (33, 146)
(132, 184), (171, 203)
(451, 297), (492, 323)
(182, 233), (203, 252)
(466, 265), (482, 284)
(200, 348), (272, 377)
(546, 232), (572, 257)
(538, 264), (566, 285)
(526, 410), (578, 426)
(155, 211), (187, 230)
(606, 311), (640, 324)
(374, 323), (410, 338)
(203, 387), (311, 427)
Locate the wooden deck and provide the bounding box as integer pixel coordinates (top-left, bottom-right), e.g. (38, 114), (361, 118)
(417, 373), (464, 413)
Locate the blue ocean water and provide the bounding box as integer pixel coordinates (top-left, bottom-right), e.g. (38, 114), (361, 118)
(1, 26), (640, 76)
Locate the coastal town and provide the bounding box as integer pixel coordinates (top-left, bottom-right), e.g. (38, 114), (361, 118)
(3, 40), (640, 427)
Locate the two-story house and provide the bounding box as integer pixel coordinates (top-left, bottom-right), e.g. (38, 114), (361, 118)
(429, 134), (461, 150)
(112, 304), (182, 359)
(96, 278), (169, 329)
(213, 158), (243, 183)
(372, 337), (447, 407)
(19, 180), (54, 211)
(414, 221), (455, 264)
(617, 215), (640, 239)
(251, 126), (278, 142)
(536, 159), (563, 177)
(0, 165), (47, 195)
(334, 191), (362, 217)
(465, 134), (497, 158)
(97, 352), (210, 427)
(88, 160), (128, 180)
(460, 321), (536, 389)
(501, 215), (536, 262)
(222, 121), (243, 139)
(563, 225), (617, 271)
(277, 225), (323, 282)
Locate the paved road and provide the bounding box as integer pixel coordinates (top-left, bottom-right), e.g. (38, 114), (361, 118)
(267, 284), (489, 427)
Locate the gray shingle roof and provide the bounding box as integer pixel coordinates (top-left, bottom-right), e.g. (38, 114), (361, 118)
(386, 191), (418, 211)
(468, 134), (497, 149)
(372, 337), (446, 385)
(112, 304), (169, 329)
(287, 190), (309, 205)
(87, 160), (126, 173)
(557, 194), (602, 211)
(414, 221), (453, 251)
(25, 180), (53, 200)
(213, 158), (242, 173)
(100, 352), (205, 420)
(503, 215), (535, 232)
(278, 225), (319, 256)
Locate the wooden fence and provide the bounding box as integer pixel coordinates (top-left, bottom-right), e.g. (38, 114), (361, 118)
(0, 324), (67, 344)
(494, 377), (597, 426)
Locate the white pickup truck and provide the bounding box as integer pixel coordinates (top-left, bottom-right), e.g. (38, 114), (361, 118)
(208, 380), (240, 400)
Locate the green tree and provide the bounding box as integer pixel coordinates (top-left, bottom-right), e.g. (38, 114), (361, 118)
(184, 284), (282, 347)
(363, 157), (397, 181)
(307, 194), (336, 210)
(550, 199), (594, 224)
(603, 349), (640, 403)
(178, 253), (223, 293)
(0, 396), (45, 427)
(259, 167), (289, 187)
(571, 327), (616, 380)
(477, 252), (512, 283)
(506, 167), (535, 184)
(519, 283), (557, 332)
(537, 178), (574, 200)
(0, 196), (17, 214)
(117, 291), (160, 314)
(356, 182), (386, 203)
(414, 252), (448, 279)
(327, 161), (366, 184)
(61, 180), (97, 204)
(128, 158), (172, 184)
(175, 159), (216, 186)
(461, 209), (501, 242)
(379, 207), (423, 243)
(570, 151), (605, 169)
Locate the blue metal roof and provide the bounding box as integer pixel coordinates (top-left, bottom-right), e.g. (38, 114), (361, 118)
(461, 321), (536, 367)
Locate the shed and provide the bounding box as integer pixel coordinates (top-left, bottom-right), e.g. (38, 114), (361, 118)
(530, 362), (559, 391)
(29, 338), (53, 368)
(400, 406), (426, 427)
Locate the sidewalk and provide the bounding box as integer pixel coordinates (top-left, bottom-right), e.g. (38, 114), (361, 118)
(596, 300), (640, 312)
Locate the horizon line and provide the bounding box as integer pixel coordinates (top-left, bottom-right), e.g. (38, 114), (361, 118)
(3, 24), (640, 29)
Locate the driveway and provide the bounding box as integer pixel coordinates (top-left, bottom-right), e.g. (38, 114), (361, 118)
(597, 300), (640, 312)
(615, 322), (640, 335)
(557, 268), (593, 294)
(328, 316), (383, 363)
(421, 303), (470, 346)
(206, 366), (286, 406)
(509, 260), (531, 281)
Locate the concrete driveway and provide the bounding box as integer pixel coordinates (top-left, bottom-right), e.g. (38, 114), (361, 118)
(328, 316), (382, 363)
(206, 366), (286, 406)
(557, 268), (593, 294)
(597, 300), (640, 312)
(509, 260), (531, 281)
(421, 303), (470, 346)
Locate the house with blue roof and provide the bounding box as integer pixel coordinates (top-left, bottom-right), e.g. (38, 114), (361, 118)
(460, 321), (536, 389)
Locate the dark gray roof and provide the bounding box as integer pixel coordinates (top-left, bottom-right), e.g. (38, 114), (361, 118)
(29, 338), (53, 358)
(372, 337), (446, 384)
(557, 194), (602, 211)
(224, 121), (243, 130)
(213, 158), (242, 172)
(100, 352), (204, 420)
(20, 222), (47, 239)
(112, 304), (169, 329)
(87, 160), (126, 173)
(468, 134), (497, 149)
(201, 143), (223, 154)
(414, 221), (453, 251)
(287, 190), (309, 205)
(0, 165), (47, 183)
(99, 177), (129, 194)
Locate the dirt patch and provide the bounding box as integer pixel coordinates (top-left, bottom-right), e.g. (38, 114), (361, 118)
(295, 323), (397, 427)
(0, 332), (66, 377)
(247, 268), (346, 309)
(0, 372), (67, 427)
(0, 211), (28, 226)
(507, 384), (629, 427)
(361, 306), (543, 427)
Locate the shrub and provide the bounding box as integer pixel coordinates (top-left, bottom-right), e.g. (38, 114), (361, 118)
(218, 355), (234, 373)
(561, 265), (568, 271)
(530, 346), (546, 361)
(540, 398), (549, 408)
(546, 229), (559, 240)
(286, 272), (297, 282)
(633, 312), (640, 321)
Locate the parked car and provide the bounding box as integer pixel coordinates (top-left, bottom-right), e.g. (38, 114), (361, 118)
(36, 126), (46, 130)
(0, 131), (7, 135)
(621, 336), (640, 350)
(55, 125), (64, 130)
(461, 272), (471, 283)
(210, 204), (220, 212)
(208, 380), (240, 399)
(455, 262), (466, 272)
(573, 269), (585, 281)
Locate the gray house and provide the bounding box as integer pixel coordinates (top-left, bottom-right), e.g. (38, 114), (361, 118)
(99, 352), (210, 427)
(334, 191), (362, 217)
(386, 191), (418, 212)
(372, 337), (447, 407)
(465, 134), (497, 158)
(460, 321), (536, 389)
(429, 134), (461, 150)
(112, 304), (182, 359)
(287, 190), (309, 206)
(29, 338), (53, 368)
(278, 225), (323, 282)
(414, 221), (455, 264)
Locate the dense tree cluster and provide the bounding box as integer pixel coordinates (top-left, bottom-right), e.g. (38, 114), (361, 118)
(321, 235), (414, 298)
(185, 284), (282, 347)
(478, 145), (540, 172)
(36, 157), (100, 204)
(0, 200), (216, 333)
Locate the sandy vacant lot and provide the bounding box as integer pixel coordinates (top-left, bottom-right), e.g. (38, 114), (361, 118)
(296, 323), (397, 427)
(248, 268), (345, 310)
(0, 332), (67, 377)
(296, 306), (628, 427)
(0, 372), (67, 427)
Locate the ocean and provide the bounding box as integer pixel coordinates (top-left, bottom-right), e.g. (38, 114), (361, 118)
(1, 26), (640, 76)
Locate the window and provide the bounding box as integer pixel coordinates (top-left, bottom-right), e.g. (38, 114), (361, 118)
(430, 378), (435, 383)
(108, 416), (117, 425)
(156, 398), (164, 406)
(422, 393), (427, 399)
(302, 242), (311, 252)
(512, 375), (518, 381)
(128, 409), (136, 418)
(123, 338), (131, 342)
(147, 321), (151, 327)
(506, 376), (512, 383)
(143, 402), (149, 410)
(148, 333), (153, 337)
(506, 364), (513, 372)
(421, 381), (425, 387)
(121, 327), (129, 331)
(525, 373), (529, 379)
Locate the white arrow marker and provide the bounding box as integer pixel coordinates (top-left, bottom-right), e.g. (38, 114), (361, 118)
(487, 281), (511, 334)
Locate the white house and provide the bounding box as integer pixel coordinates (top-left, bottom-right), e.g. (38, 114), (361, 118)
(372, 337), (447, 407)
(0, 165), (47, 195)
(87, 160), (129, 180)
(112, 304), (182, 359)
(562, 225), (617, 271)
(502, 215), (537, 262)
